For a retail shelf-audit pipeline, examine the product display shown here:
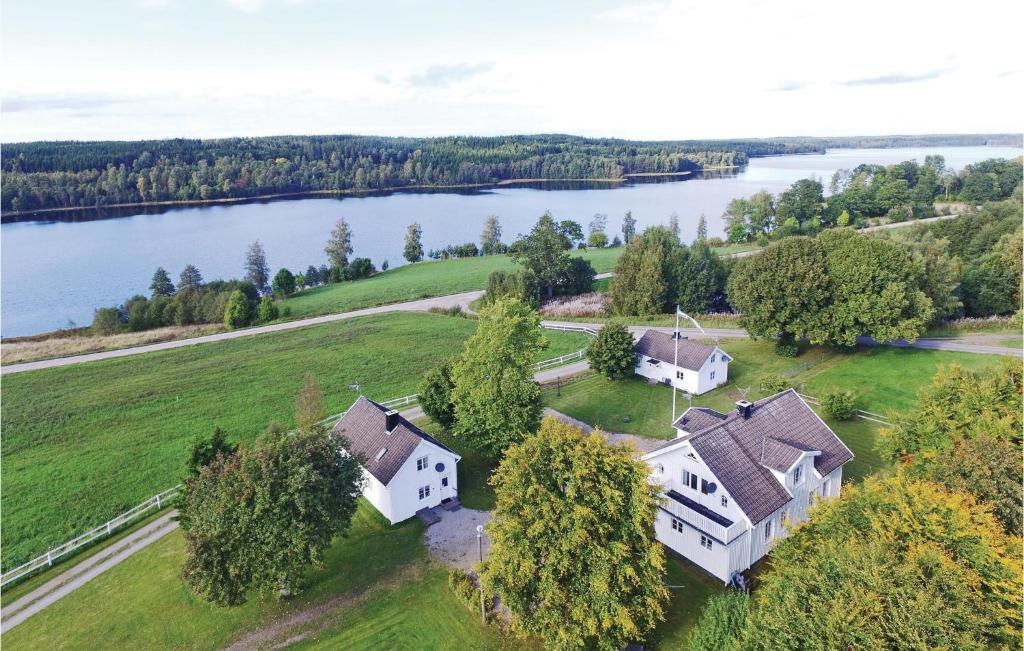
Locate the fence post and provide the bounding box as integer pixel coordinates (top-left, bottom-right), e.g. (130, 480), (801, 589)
(47, 551), (52, 567)
(156, 494), (161, 509)
(106, 522), (112, 535)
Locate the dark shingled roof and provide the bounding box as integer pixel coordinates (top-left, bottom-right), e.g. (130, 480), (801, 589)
(653, 390), (853, 523)
(332, 396), (459, 486)
(635, 330), (720, 371)
(674, 407), (727, 433)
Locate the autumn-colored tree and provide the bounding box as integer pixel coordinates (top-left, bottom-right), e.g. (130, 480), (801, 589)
(450, 298), (545, 457)
(482, 418), (669, 650)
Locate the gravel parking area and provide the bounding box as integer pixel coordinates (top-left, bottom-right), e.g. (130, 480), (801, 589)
(423, 508), (492, 572)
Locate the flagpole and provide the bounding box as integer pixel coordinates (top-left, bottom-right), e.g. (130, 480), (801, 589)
(672, 306), (680, 424)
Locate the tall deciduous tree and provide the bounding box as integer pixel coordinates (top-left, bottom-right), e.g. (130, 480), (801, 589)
(150, 267), (175, 297)
(244, 240), (270, 291)
(404, 222), (424, 263)
(325, 218), (353, 269)
(181, 421), (363, 606)
(482, 417), (669, 651)
(621, 210), (636, 244)
(480, 215), (503, 255)
(450, 298), (544, 457)
(588, 321), (636, 379)
(178, 264), (203, 291)
(271, 268), (296, 296)
(511, 214), (572, 298)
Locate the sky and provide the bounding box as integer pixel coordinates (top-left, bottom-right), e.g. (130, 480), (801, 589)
(2, 0), (1021, 142)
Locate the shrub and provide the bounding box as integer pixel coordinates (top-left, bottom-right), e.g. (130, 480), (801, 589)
(448, 568), (496, 623)
(344, 258), (376, 280)
(707, 236), (725, 248)
(271, 268), (296, 296)
(774, 336), (799, 357)
(224, 289), (254, 329)
(759, 374), (790, 394)
(427, 306), (467, 318)
(822, 391), (856, 420)
(256, 296), (279, 323)
(687, 590), (750, 651)
(587, 231), (608, 248)
(420, 359), (457, 430)
(91, 307), (123, 335)
(588, 321), (636, 380)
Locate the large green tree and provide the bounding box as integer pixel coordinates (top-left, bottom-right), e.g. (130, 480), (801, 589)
(588, 321), (636, 379)
(404, 222), (423, 263)
(482, 417), (669, 650)
(419, 359), (457, 430)
(609, 226), (678, 315)
(324, 218), (353, 269)
(244, 240), (270, 291)
(150, 267), (175, 297)
(726, 237), (833, 344)
(181, 414), (363, 606)
(480, 215), (503, 255)
(450, 298), (545, 457)
(512, 214), (572, 297)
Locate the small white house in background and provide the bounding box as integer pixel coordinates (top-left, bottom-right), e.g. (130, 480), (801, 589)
(643, 390), (854, 583)
(634, 329), (731, 396)
(332, 396), (461, 524)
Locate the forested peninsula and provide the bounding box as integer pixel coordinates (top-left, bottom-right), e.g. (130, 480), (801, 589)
(2, 133), (1018, 218)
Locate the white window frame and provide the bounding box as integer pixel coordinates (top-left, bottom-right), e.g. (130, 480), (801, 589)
(676, 370), (685, 380)
(416, 455), (429, 471)
(418, 485), (431, 500)
(793, 465), (802, 485)
(764, 520), (773, 541)
(700, 535), (713, 550)
(721, 495), (728, 508)
(683, 470), (698, 490)
(670, 517), (683, 533)
(710, 370), (716, 380)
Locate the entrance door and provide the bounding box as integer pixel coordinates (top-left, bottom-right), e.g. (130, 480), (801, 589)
(440, 475), (455, 500)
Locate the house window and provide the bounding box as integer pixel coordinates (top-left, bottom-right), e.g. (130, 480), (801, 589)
(710, 371), (716, 380)
(676, 370), (684, 380)
(416, 456), (428, 471)
(793, 466), (802, 485)
(418, 485), (431, 500)
(700, 535), (713, 550)
(683, 470), (698, 490)
(764, 520), (773, 541)
(721, 495), (728, 508)
(670, 518), (684, 533)
(441, 477), (449, 488)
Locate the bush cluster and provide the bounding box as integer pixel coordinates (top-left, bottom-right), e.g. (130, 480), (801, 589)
(822, 391), (856, 420)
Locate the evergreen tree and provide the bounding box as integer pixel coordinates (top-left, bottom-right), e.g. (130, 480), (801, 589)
(668, 212), (680, 240)
(244, 240), (270, 290)
(223, 289), (254, 329)
(404, 222), (424, 263)
(696, 213), (708, 242)
(325, 218), (353, 269)
(304, 265), (321, 286)
(150, 267), (175, 297)
(178, 264), (203, 291)
(184, 427), (238, 478)
(271, 268), (296, 296)
(483, 417), (669, 650)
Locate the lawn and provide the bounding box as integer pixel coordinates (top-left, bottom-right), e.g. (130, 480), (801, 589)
(544, 339), (1013, 482)
(1, 503), (515, 651)
(414, 417), (498, 511)
(1, 312), (589, 571)
(281, 248), (623, 318)
(651, 553), (726, 648)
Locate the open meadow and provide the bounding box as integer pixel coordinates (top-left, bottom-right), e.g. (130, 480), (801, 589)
(0, 312), (590, 571)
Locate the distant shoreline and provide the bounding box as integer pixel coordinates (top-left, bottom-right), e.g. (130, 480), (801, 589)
(0, 170), (732, 222)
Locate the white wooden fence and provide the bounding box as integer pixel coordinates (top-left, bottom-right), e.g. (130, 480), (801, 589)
(797, 393), (891, 425)
(2, 342), (595, 588)
(1, 485), (182, 588)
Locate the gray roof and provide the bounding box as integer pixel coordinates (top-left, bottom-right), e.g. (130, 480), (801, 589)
(635, 330), (720, 371)
(675, 407), (727, 433)
(655, 390), (853, 523)
(332, 396), (459, 486)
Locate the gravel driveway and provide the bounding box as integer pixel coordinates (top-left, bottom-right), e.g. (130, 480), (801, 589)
(423, 508), (492, 572)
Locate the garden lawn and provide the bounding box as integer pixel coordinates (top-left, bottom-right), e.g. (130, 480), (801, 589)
(1, 312), (589, 571)
(281, 248), (623, 318)
(1, 503), (511, 651)
(414, 417), (498, 511)
(650, 553), (727, 648)
(544, 339), (1013, 481)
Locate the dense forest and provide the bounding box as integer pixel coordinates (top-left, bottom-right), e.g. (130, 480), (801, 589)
(3, 133), (1017, 215)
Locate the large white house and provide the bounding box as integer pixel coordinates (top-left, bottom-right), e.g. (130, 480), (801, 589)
(643, 389), (854, 583)
(634, 329), (731, 396)
(332, 396), (461, 524)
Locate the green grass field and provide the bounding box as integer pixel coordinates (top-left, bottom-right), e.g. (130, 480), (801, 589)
(543, 339), (1012, 482)
(0, 503), (512, 651)
(1, 312), (589, 571)
(281, 248), (623, 318)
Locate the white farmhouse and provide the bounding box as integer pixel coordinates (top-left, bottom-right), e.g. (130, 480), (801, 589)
(332, 396), (461, 524)
(634, 329), (731, 395)
(643, 389), (854, 583)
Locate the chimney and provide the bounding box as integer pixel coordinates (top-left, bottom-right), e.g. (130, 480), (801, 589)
(736, 400), (752, 419)
(384, 409), (400, 432)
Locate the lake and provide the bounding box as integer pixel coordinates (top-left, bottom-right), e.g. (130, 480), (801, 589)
(2, 146), (1020, 337)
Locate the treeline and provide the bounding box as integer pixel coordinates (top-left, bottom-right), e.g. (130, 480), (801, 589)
(0, 134), (765, 214)
(724, 156), (1023, 243)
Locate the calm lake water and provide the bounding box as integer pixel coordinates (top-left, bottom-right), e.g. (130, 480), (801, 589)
(2, 146), (1020, 337)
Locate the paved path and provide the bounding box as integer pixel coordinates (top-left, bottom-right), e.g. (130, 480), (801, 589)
(0, 510), (179, 632)
(1, 291), (483, 375)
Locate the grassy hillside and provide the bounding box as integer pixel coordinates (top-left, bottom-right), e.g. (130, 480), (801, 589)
(281, 248), (623, 318)
(1, 312), (589, 570)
